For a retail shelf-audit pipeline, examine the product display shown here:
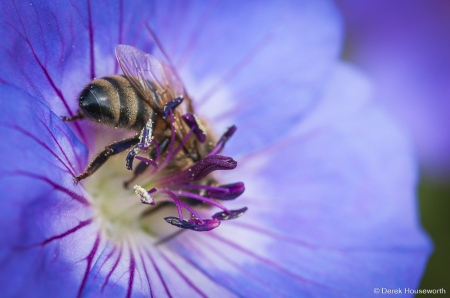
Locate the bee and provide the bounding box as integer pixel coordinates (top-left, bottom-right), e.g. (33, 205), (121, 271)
(63, 45), (213, 185)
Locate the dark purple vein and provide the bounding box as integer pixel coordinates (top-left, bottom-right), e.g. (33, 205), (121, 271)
(191, 236), (290, 298)
(93, 245), (117, 281)
(38, 118), (81, 174)
(41, 218), (93, 245)
(87, 0), (95, 80)
(126, 248), (136, 298)
(144, 248), (173, 298)
(77, 234), (101, 298)
(101, 244), (123, 292)
(197, 32), (274, 106)
(7, 124), (75, 176)
(15, 170), (89, 205)
(158, 251), (208, 298)
(206, 233), (341, 294)
(157, 243), (245, 298)
(137, 246), (154, 298)
(11, 0), (88, 145)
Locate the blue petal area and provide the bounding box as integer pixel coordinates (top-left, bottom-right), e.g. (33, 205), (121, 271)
(149, 0), (343, 158)
(0, 0), (154, 147)
(0, 84), (105, 297)
(174, 64), (432, 297)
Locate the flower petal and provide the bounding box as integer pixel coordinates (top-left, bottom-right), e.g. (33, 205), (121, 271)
(0, 0), (154, 147)
(0, 84), (104, 297)
(163, 63), (431, 297)
(150, 0), (343, 157)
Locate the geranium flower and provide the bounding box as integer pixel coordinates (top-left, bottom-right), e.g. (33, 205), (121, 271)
(336, 0), (450, 177)
(0, 0), (431, 297)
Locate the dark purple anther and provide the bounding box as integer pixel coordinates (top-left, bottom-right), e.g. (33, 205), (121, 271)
(218, 125), (236, 145)
(162, 96), (184, 119)
(164, 217), (220, 231)
(212, 207), (248, 220)
(182, 113), (206, 143)
(126, 144), (142, 170)
(208, 182), (245, 200)
(208, 125), (237, 156)
(158, 155), (237, 186)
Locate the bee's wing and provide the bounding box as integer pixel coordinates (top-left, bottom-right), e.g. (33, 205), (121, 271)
(115, 45), (186, 109)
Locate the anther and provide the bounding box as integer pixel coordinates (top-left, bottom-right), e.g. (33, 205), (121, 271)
(208, 125), (237, 156)
(164, 217), (221, 231)
(182, 113), (207, 143)
(162, 96), (184, 119)
(133, 185), (156, 205)
(212, 207), (248, 220)
(208, 182), (245, 200)
(139, 119), (153, 150)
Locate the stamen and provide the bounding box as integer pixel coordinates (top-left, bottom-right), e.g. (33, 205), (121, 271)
(208, 125), (237, 156)
(158, 127), (194, 170)
(208, 182), (245, 200)
(212, 207), (248, 220)
(164, 217), (220, 231)
(126, 120), (153, 170)
(158, 155), (237, 187)
(182, 113), (207, 143)
(139, 119), (153, 150)
(126, 144), (141, 170)
(168, 110), (176, 156)
(133, 185), (155, 205)
(172, 184), (229, 193)
(135, 156), (159, 171)
(178, 201), (204, 224)
(176, 190), (231, 215)
(158, 189), (184, 220)
(161, 96), (184, 119)
(152, 139), (161, 162)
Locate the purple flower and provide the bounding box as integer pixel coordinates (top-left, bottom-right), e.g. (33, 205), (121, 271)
(0, 0), (431, 297)
(335, 0), (450, 177)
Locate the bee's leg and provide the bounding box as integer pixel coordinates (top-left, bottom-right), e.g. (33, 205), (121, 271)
(61, 109), (85, 122)
(74, 135), (140, 184)
(123, 138), (170, 189)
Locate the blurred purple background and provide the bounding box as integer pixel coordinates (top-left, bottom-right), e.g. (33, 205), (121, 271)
(335, 0), (450, 290)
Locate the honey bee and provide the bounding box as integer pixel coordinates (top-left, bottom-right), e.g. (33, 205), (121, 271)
(63, 45), (213, 185)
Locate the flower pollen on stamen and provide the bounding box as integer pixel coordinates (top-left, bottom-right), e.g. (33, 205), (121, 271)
(161, 96), (184, 119)
(164, 217), (221, 231)
(126, 119), (153, 170)
(133, 185), (155, 205)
